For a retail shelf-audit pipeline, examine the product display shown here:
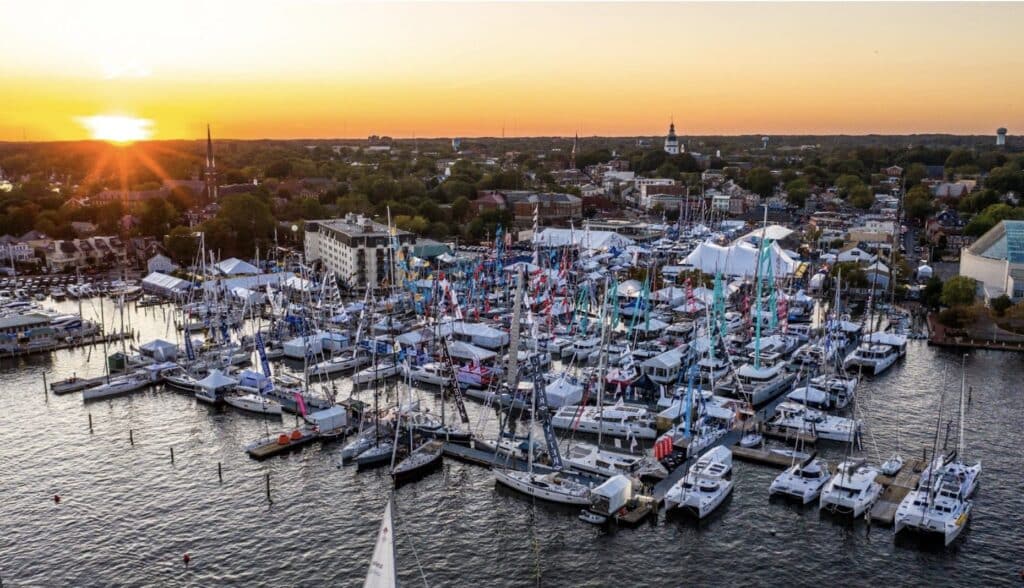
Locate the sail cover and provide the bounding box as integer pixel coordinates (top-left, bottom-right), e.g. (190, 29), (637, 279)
(364, 499), (397, 588)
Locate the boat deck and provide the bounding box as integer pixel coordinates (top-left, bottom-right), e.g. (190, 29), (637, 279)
(653, 430), (741, 502)
(869, 458), (926, 526)
(442, 442), (536, 471)
(761, 424), (818, 446)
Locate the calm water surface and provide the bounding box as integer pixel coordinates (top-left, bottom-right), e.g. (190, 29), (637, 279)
(1, 299), (1021, 586)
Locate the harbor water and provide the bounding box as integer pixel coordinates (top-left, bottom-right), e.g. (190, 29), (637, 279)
(1, 299), (1022, 586)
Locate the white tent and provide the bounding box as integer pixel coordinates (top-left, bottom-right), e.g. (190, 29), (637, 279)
(683, 240), (798, 278)
(197, 369), (238, 392)
(917, 264), (934, 280)
(214, 257), (260, 276)
(534, 227), (635, 250)
(141, 272), (191, 297)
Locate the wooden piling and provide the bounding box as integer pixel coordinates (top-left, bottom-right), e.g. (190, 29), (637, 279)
(43, 373), (48, 403)
(218, 462), (223, 483)
(88, 413), (93, 433)
(170, 446), (175, 464)
(129, 429), (134, 446)
(265, 473), (272, 502)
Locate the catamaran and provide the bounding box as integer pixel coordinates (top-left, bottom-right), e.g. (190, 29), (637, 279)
(769, 401), (861, 443)
(664, 445), (734, 518)
(769, 453), (831, 504)
(819, 459), (882, 517)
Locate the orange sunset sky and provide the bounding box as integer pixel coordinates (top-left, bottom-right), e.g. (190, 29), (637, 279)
(2, 1), (1022, 141)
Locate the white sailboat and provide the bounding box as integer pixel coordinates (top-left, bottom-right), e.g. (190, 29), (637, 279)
(664, 445), (733, 518)
(363, 498), (397, 588)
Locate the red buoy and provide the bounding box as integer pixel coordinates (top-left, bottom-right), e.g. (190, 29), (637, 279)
(53, 495), (60, 504)
(183, 553), (191, 567)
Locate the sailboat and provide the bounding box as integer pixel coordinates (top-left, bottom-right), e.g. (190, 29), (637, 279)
(363, 498), (397, 588)
(894, 354), (981, 546)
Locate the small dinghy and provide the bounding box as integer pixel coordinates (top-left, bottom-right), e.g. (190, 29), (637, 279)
(740, 433), (763, 448)
(578, 510), (607, 525)
(881, 453), (904, 476)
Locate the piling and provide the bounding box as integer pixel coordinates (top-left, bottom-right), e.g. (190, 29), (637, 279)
(43, 373), (48, 403)
(265, 473), (272, 502)
(129, 429), (134, 446)
(88, 413), (93, 433)
(218, 462), (223, 483)
(170, 446), (175, 464)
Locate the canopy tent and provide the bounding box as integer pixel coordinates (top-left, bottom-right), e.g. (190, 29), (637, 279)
(214, 257), (260, 276)
(138, 338), (179, 361)
(533, 227), (635, 250)
(197, 369), (238, 391)
(683, 240), (798, 278)
(141, 272), (191, 297)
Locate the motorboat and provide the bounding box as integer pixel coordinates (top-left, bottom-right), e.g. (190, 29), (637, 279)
(769, 454), (831, 504)
(721, 362), (794, 406)
(161, 365), (202, 393)
(225, 392), (282, 416)
(819, 460), (882, 518)
(493, 469), (592, 505)
(843, 343), (899, 375)
(551, 402), (658, 440)
(565, 442), (667, 480)
(404, 411), (472, 444)
(664, 446), (733, 518)
(769, 401), (861, 443)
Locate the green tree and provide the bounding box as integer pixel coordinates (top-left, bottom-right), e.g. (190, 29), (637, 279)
(848, 185), (874, 209)
(164, 226), (199, 265)
(139, 198), (177, 238)
(835, 174), (864, 198)
(450, 196), (470, 222)
(744, 167), (776, 199)
(785, 178), (810, 207)
(941, 276), (976, 307)
(991, 294), (1012, 316)
(904, 185), (934, 221)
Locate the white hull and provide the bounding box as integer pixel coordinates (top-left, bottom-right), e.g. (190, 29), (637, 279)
(353, 363), (400, 385)
(494, 470), (591, 505)
(225, 393), (282, 415)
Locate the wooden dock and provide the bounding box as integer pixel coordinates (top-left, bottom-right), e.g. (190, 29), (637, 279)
(50, 375), (107, 395)
(761, 425), (817, 446)
(246, 428), (319, 460)
(0, 331), (134, 360)
(869, 458), (926, 526)
(441, 442), (535, 472)
(733, 445), (802, 468)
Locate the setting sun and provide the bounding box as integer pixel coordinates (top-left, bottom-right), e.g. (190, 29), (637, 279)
(78, 115), (153, 144)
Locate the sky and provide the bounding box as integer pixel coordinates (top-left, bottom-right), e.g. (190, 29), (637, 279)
(1, 1), (1022, 141)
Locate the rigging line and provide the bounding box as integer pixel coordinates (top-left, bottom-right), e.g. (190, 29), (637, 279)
(394, 494), (431, 588)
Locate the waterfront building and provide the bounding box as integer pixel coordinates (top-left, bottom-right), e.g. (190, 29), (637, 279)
(304, 214), (414, 289)
(959, 219), (1024, 301)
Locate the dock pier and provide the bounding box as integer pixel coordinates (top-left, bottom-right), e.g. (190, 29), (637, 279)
(869, 458), (925, 526)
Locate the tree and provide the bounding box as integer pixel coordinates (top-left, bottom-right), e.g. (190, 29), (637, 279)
(905, 163), (927, 189)
(450, 196), (470, 222)
(848, 185), (874, 209)
(785, 178), (810, 208)
(215, 193), (275, 257)
(922, 275), (943, 309)
(904, 185), (934, 221)
(944, 148), (975, 169)
(164, 226), (199, 265)
(835, 174), (864, 198)
(265, 160), (292, 179)
(139, 198), (177, 238)
(744, 167), (776, 199)
(941, 276), (976, 307)
(991, 294), (1013, 316)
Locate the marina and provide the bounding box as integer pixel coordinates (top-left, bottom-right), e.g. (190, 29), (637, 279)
(0, 226), (1018, 587)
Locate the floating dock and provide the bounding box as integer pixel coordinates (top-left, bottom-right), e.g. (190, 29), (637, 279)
(869, 458), (926, 526)
(761, 424), (817, 446)
(50, 375), (108, 395)
(442, 442), (534, 471)
(246, 428), (319, 460)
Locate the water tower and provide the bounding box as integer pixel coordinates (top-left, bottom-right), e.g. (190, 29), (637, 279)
(761, 136), (770, 149)
(997, 128), (1007, 146)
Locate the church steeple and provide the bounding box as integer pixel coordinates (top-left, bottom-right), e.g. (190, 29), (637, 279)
(664, 118), (680, 155)
(204, 124), (218, 200)
(570, 132), (578, 169)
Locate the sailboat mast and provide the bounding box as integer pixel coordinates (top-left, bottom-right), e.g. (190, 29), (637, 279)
(507, 268), (524, 388)
(959, 353), (967, 457)
(596, 276), (610, 447)
(752, 204), (768, 369)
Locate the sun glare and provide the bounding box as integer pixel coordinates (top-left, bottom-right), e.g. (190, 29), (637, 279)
(78, 115), (153, 144)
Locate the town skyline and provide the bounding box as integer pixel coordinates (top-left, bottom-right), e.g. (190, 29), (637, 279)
(3, 1), (1022, 142)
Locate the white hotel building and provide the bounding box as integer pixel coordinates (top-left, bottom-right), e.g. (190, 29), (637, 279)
(304, 214), (414, 290)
